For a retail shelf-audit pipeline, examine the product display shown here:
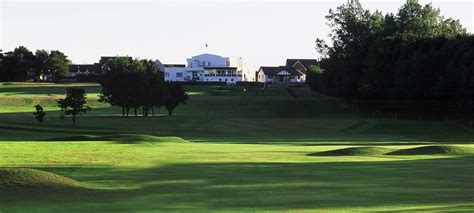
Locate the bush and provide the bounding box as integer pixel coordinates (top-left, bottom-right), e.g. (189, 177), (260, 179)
(33, 104), (46, 123)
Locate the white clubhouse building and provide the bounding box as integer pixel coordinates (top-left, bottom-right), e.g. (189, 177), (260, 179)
(156, 53), (255, 84)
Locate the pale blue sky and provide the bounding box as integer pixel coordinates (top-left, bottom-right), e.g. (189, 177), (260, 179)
(1, 0), (473, 70)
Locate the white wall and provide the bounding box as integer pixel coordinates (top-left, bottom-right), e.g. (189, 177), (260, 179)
(164, 67), (188, 82)
(187, 53), (228, 68)
(257, 69), (268, 83)
(203, 76), (241, 85)
(161, 53), (255, 83)
(229, 56), (255, 82)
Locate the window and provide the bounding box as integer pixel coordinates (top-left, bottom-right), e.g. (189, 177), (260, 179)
(277, 70), (290, 75)
(219, 79), (222, 82)
(231, 79), (234, 82)
(225, 79), (228, 82)
(165, 73), (170, 78)
(176, 72), (183, 78)
(208, 62), (211, 66)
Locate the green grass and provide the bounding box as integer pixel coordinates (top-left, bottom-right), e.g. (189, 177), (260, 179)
(0, 82), (473, 212)
(0, 168), (85, 192)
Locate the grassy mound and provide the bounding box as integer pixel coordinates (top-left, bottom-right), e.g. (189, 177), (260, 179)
(308, 146), (394, 156)
(45, 134), (188, 144)
(0, 168), (84, 192)
(101, 134), (188, 144)
(387, 145), (474, 155)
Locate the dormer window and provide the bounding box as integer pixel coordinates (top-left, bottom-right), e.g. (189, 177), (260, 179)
(277, 70), (290, 75)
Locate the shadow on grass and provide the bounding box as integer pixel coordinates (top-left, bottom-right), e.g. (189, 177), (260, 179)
(1, 109), (474, 144)
(1, 157), (473, 211)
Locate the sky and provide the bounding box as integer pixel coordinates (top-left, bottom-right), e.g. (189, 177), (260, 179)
(1, 0), (473, 70)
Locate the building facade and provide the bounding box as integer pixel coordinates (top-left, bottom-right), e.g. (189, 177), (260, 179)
(158, 53), (254, 84)
(257, 59), (317, 85)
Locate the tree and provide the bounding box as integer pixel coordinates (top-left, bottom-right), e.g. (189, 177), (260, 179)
(1, 46), (35, 81)
(395, 0), (466, 40)
(142, 59), (164, 116)
(0, 49), (3, 75)
(1, 47), (71, 82)
(57, 88), (91, 124)
(99, 57), (143, 116)
(33, 105), (46, 123)
(312, 1), (384, 98)
(162, 83), (189, 116)
(47, 50), (70, 80)
(311, 0), (468, 100)
(34, 49), (49, 81)
(307, 65), (325, 92)
(99, 58), (165, 117)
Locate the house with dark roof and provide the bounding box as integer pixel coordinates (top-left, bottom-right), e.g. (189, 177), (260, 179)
(256, 59), (317, 84)
(68, 64), (100, 77)
(68, 56), (132, 77)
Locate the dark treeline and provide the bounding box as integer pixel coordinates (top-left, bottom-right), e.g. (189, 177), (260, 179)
(0, 46), (70, 82)
(98, 57), (188, 117)
(308, 0), (474, 120)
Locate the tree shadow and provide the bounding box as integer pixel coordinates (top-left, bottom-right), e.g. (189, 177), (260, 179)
(1, 108), (474, 144)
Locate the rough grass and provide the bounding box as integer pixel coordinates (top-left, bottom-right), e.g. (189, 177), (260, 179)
(0, 168), (84, 192)
(308, 146), (394, 156)
(388, 145), (474, 155)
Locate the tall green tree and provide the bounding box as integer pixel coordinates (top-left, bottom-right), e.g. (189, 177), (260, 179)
(312, 0), (469, 101)
(99, 57), (166, 117)
(1, 46), (35, 81)
(47, 50), (70, 80)
(34, 49), (49, 81)
(1, 47), (71, 82)
(314, 1), (384, 97)
(395, 0), (466, 40)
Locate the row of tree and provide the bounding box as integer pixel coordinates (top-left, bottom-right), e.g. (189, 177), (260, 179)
(308, 0), (473, 102)
(0, 46), (70, 82)
(98, 57), (188, 116)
